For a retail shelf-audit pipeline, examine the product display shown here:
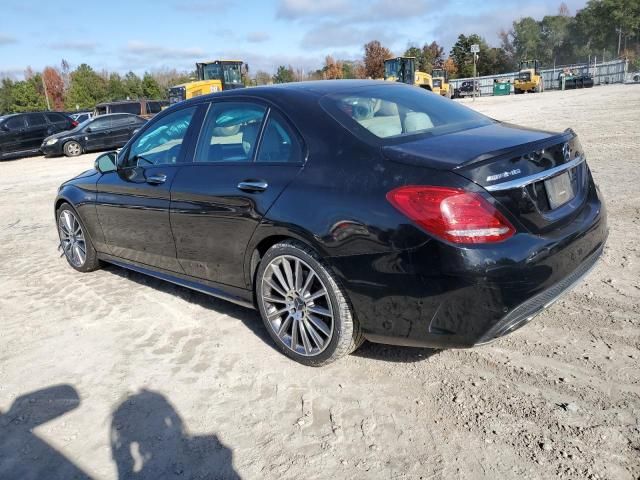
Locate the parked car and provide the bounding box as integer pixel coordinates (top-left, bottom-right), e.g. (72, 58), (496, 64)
(94, 100), (168, 119)
(55, 81), (608, 366)
(0, 111), (76, 160)
(42, 113), (146, 157)
(70, 111), (93, 124)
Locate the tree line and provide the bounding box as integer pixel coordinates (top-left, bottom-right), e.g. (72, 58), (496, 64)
(1, 0), (637, 113)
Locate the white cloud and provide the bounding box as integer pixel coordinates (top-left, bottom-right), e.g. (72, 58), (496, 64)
(124, 41), (206, 59)
(49, 41), (98, 53)
(276, 0), (351, 19)
(0, 34), (17, 46)
(247, 31), (271, 43)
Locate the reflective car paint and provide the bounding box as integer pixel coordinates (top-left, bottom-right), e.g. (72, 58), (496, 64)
(55, 80), (608, 349)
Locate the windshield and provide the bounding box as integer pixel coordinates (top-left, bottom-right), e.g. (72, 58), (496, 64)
(223, 64), (242, 84)
(384, 60), (398, 79)
(202, 63), (223, 81)
(321, 84), (492, 142)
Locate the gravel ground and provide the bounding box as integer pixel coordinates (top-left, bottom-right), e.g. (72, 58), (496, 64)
(0, 84), (639, 480)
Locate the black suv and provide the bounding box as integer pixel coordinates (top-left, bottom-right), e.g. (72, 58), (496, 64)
(0, 112), (76, 160)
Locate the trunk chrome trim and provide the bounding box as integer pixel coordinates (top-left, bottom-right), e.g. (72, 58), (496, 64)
(484, 156), (585, 192)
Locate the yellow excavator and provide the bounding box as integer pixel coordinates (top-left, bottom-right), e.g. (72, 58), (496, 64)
(514, 59), (544, 94)
(431, 68), (451, 98)
(169, 60), (245, 104)
(383, 57), (433, 91)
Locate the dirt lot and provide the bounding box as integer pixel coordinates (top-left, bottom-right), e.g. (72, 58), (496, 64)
(1, 84), (639, 480)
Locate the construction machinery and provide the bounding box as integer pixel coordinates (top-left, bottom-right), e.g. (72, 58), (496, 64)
(383, 57), (433, 91)
(169, 60), (245, 104)
(431, 68), (451, 98)
(514, 59), (544, 94)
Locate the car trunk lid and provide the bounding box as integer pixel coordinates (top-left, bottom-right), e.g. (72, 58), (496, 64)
(382, 122), (590, 234)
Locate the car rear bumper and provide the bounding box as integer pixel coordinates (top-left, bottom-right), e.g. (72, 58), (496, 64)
(330, 192), (608, 349)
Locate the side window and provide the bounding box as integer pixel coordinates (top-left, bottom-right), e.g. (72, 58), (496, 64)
(194, 102), (266, 163)
(256, 111), (303, 163)
(25, 113), (47, 127)
(111, 115), (132, 127)
(90, 117), (112, 130)
(5, 116), (26, 130)
(44, 112), (66, 124)
(124, 106), (196, 167)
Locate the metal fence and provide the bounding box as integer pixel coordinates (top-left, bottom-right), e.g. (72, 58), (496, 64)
(449, 59), (629, 96)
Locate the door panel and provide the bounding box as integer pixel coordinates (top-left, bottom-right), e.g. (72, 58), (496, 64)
(96, 166), (183, 271)
(95, 105), (200, 271)
(24, 114), (49, 150)
(170, 164), (301, 286)
(85, 117), (112, 151)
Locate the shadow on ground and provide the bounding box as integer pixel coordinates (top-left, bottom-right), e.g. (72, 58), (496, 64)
(354, 342), (441, 363)
(102, 263), (439, 364)
(0, 385), (240, 480)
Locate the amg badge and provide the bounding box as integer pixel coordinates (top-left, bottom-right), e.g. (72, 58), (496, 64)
(486, 169), (522, 182)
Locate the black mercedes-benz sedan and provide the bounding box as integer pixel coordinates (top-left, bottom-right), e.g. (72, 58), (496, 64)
(54, 80), (607, 366)
(42, 113), (146, 157)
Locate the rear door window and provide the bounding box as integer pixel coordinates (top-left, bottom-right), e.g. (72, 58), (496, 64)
(256, 110), (303, 164)
(25, 113), (47, 127)
(111, 115), (134, 127)
(45, 112), (68, 124)
(194, 102), (266, 163)
(89, 117), (112, 130)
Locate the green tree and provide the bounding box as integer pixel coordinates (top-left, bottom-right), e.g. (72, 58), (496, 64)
(142, 73), (163, 99)
(272, 65), (295, 84)
(0, 78), (15, 114)
(107, 73), (127, 101)
(11, 75), (47, 112)
(65, 64), (108, 110)
(123, 71), (143, 99)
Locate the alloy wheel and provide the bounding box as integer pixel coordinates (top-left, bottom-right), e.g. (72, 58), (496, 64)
(66, 142), (81, 156)
(260, 255), (334, 356)
(58, 210), (86, 267)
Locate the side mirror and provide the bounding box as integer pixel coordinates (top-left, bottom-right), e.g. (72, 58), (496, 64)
(94, 151), (117, 173)
(85, 127), (93, 133)
(0, 124), (8, 132)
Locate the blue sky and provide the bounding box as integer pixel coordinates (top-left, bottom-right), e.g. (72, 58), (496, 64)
(0, 0), (587, 78)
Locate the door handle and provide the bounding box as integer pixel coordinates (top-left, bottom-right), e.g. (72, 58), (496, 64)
(146, 173), (167, 185)
(237, 180), (268, 192)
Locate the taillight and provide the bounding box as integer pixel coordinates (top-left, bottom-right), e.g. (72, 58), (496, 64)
(71, 120), (79, 127)
(386, 186), (515, 244)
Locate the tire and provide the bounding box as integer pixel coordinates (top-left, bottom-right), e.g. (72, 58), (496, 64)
(56, 203), (101, 272)
(63, 141), (82, 157)
(256, 240), (364, 366)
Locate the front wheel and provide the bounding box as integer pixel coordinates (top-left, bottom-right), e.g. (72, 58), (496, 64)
(256, 240), (363, 366)
(57, 204), (101, 272)
(63, 141), (82, 157)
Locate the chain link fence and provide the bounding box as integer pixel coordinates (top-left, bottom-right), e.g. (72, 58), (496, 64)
(449, 59), (629, 97)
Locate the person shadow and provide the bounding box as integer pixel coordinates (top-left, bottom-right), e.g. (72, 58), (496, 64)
(110, 389), (240, 480)
(0, 385), (240, 480)
(0, 384), (90, 480)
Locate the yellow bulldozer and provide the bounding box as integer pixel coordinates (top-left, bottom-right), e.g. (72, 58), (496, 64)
(169, 60), (245, 104)
(383, 57), (433, 91)
(514, 59), (544, 94)
(431, 68), (451, 98)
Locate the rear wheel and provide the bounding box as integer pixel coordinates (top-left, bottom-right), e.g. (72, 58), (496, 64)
(57, 203), (100, 272)
(256, 240), (363, 366)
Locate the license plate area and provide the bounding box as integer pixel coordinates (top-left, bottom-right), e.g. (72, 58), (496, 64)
(544, 171), (575, 210)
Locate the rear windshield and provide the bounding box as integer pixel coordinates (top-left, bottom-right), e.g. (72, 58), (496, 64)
(321, 84), (492, 142)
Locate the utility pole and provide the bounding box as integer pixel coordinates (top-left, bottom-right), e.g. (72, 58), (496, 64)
(616, 27), (622, 56)
(471, 44), (479, 101)
(41, 74), (51, 111)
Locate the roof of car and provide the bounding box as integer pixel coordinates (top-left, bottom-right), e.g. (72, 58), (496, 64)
(181, 80), (408, 108)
